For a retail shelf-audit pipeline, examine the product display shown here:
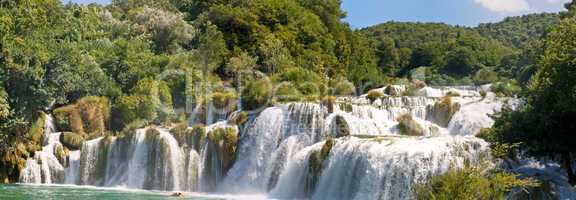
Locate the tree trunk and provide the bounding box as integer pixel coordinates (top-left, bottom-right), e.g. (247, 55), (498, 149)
(562, 152), (576, 186)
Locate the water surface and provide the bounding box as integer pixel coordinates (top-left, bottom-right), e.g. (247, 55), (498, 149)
(0, 184), (269, 200)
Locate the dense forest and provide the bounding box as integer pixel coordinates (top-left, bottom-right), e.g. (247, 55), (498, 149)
(1, 0), (575, 198)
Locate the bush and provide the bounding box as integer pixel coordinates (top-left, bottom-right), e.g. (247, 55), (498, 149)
(397, 114), (424, 136)
(474, 68), (499, 85)
(275, 82), (303, 102)
(414, 166), (538, 200)
(241, 79), (271, 111)
(491, 80), (521, 97)
(211, 92), (237, 110)
(366, 90), (384, 103)
(330, 79), (355, 96)
(476, 128), (519, 158)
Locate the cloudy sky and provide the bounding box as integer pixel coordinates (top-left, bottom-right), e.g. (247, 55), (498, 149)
(63, 0), (570, 28)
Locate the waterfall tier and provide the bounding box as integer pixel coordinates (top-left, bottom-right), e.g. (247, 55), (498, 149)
(20, 86), (516, 199)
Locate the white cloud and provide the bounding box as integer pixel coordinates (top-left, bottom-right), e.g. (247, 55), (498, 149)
(474, 0), (531, 13)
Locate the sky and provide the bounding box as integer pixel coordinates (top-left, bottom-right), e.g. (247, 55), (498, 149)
(63, 0), (570, 28)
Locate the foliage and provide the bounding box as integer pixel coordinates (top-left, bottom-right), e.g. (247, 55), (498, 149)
(414, 166), (539, 200)
(241, 79), (271, 111)
(491, 80), (521, 97)
(487, 13), (576, 185)
(476, 13), (560, 49)
(360, 22), (512, 81)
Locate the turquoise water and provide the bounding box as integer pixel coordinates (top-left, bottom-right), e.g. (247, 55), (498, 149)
(0, 184), (270, 200)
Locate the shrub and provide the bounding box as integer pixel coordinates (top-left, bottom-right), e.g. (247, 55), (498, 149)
(211, 92), (236, 109)
(275, 82), (303, 102)
(366, 90), (384, 103)
(397, 114), (424, 136)
(330, 79), (355, 96)
(474, 68), (499, 85)
(241, 79), (271, 111)
(476, 128), (519, 158)
(414, 166), (538, 200)
(491, 80), (521, 97)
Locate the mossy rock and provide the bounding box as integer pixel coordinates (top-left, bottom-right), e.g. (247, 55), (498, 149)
(54, 144), (67, 167)
(189, 125), (207, 153)
(306, 139), (336, 196)
(207, 127), (238, 171)
(445, 91), (461, 97)
(53, 96), (111, 137)
(145, 128), (161, 141)
(170, 122), (189, 146)
(397, 114), (424, 136)
(229, 111), (249, 127)
(25, 143), (42, 156)
(60, 132), (85, 150)
(321, 96), (336, 113)
(429, 96), (461, 127)
(366, 90), (384, 103)
(333, 115), (350, 138)
(27, 112), (46, 144)
(211, 92), (237, 110)
(121, 119), (149, 135)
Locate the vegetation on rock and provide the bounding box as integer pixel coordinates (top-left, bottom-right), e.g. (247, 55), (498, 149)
(414, 166), (538, 200)
(397, 114), (424, 136)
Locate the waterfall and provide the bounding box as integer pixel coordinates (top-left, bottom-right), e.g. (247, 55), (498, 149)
(20, 115), (65, 185)
(20, 86), (520, 199)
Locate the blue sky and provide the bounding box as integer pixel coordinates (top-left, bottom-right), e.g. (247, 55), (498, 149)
(63, 0), (570, 28)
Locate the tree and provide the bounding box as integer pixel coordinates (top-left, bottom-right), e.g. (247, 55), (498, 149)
(444, 47), (478, 77)
(133, 6), (196, 53)
(488, 14), (576, 185)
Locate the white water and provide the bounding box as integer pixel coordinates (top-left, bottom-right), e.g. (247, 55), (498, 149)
(21, 86), (542, 199)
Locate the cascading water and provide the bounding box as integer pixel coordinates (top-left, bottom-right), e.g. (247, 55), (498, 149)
(20, 86), (521, 199)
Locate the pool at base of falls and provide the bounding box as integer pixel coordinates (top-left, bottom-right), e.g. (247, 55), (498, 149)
(0, 184), (272, 200)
